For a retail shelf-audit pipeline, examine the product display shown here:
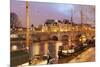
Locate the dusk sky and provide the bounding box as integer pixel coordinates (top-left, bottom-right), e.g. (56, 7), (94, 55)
(10, 0), (95, 27)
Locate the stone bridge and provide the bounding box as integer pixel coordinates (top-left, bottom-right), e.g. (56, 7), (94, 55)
(15, 30), (95, 42)
(31, 31), (91, 42)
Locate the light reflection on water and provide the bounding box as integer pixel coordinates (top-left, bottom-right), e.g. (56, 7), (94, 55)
(30, 41), (63, 59)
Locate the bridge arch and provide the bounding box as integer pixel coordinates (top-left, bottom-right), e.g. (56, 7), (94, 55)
(50, 35), (58, 41)
(49, 33), (59, 41)
(61, 35), (69, 41)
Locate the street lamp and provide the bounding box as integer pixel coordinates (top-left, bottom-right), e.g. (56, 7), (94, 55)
(26, 1), (30, 48)
(79, 35), (87, 43)
(12, 45), (18, 51)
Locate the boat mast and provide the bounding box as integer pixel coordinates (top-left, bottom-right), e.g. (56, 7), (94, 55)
(80, 10), (83, 33)
(71, 9), (73, 46)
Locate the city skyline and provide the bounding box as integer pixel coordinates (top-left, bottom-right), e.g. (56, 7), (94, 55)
(10, 0), (95, 27)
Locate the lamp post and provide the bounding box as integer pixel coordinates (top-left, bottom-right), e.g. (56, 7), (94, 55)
(26, 1), (30, 49)
(26, 1), (33, 65)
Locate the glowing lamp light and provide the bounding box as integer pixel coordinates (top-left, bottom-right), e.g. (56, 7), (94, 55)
(60, 29), (63, 32)
(80, 35), (87, 42)
(82, 38), (87, 42)
(12, 45), (17, 51)
(54, 29), (57, 32)
(10, 34), (18, 38)
(42, 29), (44, 32)
(79, 38), (82, 41)
(26, 46), (29, 50)
(62, 50), (68, 53)
(81, 35), (86, 38)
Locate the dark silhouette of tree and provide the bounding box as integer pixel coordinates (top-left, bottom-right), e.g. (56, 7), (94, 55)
(63, 19), (70, 24)
(45, 19), (55, 25)
(31, 24), (34, 28)
(10, 12), (22, 28)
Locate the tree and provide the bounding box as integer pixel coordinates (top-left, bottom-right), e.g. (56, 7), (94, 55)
(63, 19), (70, 24)
(10, 12), (22, 28)
(45, 19), (55, 25)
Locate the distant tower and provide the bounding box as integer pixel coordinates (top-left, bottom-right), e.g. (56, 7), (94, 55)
(26, 1), (30, 48)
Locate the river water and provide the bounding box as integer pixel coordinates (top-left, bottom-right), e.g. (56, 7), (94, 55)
(29, 41), (64, 62)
